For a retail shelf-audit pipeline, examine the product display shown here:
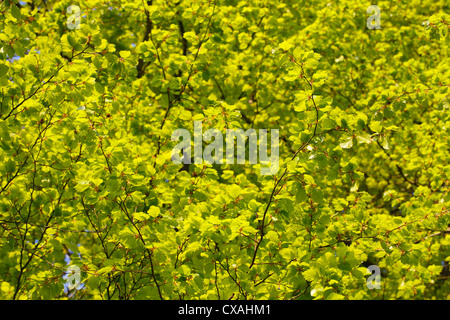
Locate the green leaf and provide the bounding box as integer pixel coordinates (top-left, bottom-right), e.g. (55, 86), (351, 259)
(134, 212), (150, 222)
(356, 132), (372, 144)
(75, 180), (90, 192)
(322, 118), (335, 130)
(0, 64), (9, 77)
(279, 40), (293, 51)
(94, 82), (105, 94)
(311, 188), (323, 204)
(147, 206), (161, 218)
(340, 135), (354, 149)
(293, 182), (307, 203)
(67, 34), (77, 48)
(11, 4), (21, 20)
(1, 282), (11, 293)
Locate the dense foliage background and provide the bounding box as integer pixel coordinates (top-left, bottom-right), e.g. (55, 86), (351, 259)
(0, 0), (449, 300)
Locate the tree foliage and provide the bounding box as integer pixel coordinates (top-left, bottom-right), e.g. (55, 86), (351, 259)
(0, 0), (449, 300)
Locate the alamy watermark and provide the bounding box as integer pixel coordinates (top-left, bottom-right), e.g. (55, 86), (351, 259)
(366, 5), (381, 30)
(65, 265), (81, 291)
(67, 5), (81, 30)
(171, 121), (279, 175)
(366, 265), (381, 289)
